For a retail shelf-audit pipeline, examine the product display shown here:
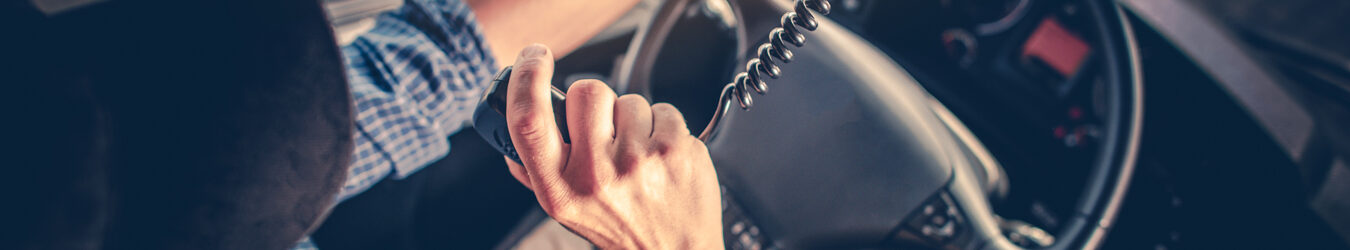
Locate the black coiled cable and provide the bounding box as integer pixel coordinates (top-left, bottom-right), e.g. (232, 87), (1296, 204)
(701, 0), (831, 140)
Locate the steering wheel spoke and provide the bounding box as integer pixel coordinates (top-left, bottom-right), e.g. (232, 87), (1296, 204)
(894, 163), (1025, 249)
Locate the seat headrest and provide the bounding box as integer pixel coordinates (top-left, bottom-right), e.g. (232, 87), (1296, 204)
(6, 0), (354, 248)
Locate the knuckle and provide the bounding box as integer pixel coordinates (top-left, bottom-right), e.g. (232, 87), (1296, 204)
(615, 151), (644, 169)
(656, 135), (704, 156)
(567, 79), (614, 100)
(668, 159), (695, 182)
(689, 137), (710, 154)
(652, 103), (688, 128)
(686, 136), (707, 150)
(616, 94), (651, 107)
(513, 58), (547, 75)
(652, 102), (679, 114)
(507, 114), (552, 142)
(616, 142), (648, 164)
(617, 141), (641, 156)
(652, 137), (681, 156)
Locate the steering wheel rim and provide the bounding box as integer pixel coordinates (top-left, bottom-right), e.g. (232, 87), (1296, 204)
(616, 0), (1142, 248)
(615, 0), (709, 95)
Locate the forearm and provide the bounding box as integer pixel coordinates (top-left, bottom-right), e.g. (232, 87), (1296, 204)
(337, 0), (500, 200)
(467, 0), (640, 67)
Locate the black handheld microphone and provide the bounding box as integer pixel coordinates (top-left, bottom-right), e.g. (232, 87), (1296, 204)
(471, 66), (570, 164)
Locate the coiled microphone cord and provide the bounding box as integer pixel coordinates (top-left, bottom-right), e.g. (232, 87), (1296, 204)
(701, 0), (832, 140)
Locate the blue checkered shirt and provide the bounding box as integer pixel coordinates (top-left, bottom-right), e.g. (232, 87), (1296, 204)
(295, 0), (497, 248)
(339, 0), (498, 201)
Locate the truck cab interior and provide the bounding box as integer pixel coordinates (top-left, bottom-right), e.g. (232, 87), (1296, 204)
(8, 0), (1349, 249)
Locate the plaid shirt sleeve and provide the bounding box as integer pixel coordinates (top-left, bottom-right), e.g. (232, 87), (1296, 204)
(338, 0), (498, 201)
(292, 0), (496, 247)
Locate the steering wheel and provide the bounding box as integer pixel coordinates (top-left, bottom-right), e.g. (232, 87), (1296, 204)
(615, 0), (1141, 249)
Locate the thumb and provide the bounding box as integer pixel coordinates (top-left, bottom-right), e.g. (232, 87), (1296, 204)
(506, 44), (567, 188)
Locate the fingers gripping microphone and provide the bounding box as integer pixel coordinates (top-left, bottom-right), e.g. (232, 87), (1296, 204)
(472, 66), (569, 165)
(474, 3), (831, 248)
(474, 0), (831, 163)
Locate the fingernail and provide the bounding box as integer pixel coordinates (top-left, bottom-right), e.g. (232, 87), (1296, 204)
(520, 44), (548, 59)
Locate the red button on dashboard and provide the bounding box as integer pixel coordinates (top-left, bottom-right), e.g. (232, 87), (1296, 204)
(1022, 18), (1090, 77)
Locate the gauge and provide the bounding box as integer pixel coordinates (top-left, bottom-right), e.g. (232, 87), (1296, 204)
(941, 28), (978, 67)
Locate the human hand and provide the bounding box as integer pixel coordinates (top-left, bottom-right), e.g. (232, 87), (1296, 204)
(501, 44), (724, 249)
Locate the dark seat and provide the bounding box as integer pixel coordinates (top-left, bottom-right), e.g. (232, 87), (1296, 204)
(5, 0), (354, 248)
(310, 129), (537, 250)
